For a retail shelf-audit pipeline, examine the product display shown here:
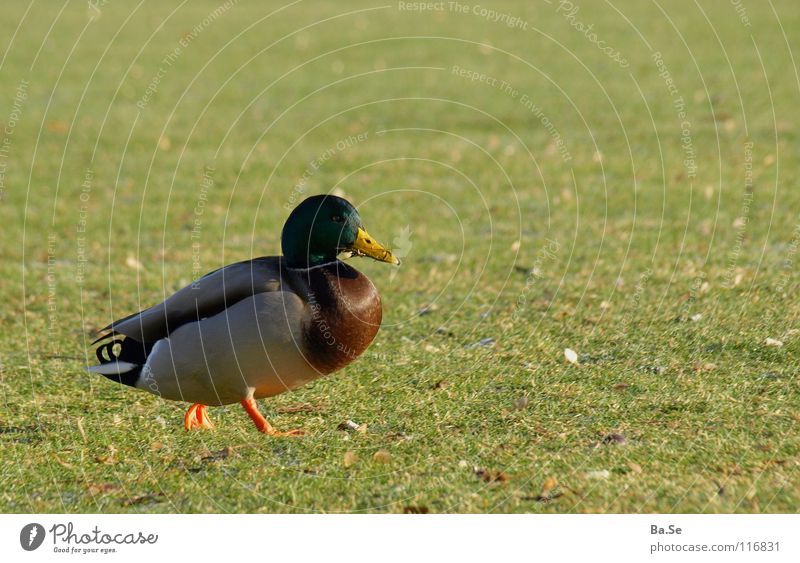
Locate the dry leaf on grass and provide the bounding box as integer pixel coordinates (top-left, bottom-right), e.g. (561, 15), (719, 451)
(385, 431), (409, 442)
(602, 433), (627, 445)
(523, 476), (562, 502)
(465, 337), (495, 349)
(87, 483), (121, 496)
(94, 450), (118, 465)
(200, 446), (234, 462)
(123, 493), (164, 506)
(276, 402), (324, 414)
(373, 450), (392, 463)
(524, 491), (564, 502)
(522, 477), (563, 502)
(125, 255), (144, 271)
(337, 420), (361, 432)
(76, 418), (87, 442)
(343, 451), (358, 468)
(542, 476), (558, 494)
(47, 120), (68, 133)
(474, 468), (509, 483)
(403, 505), (429, 514)
(418, 303), (438, 316)
(53, 453), (74, 470)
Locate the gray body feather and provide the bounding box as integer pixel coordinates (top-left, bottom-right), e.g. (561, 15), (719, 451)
(91, 257), (323, 405)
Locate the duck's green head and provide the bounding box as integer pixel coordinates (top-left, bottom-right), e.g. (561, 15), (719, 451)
(281, 194), (399, 268)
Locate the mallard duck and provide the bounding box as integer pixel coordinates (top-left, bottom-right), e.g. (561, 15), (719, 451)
(88, 195), (398, 435)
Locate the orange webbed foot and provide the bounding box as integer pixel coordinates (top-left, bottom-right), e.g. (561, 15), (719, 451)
(183, 403), (214, 431)
(240, 398), (305, 437)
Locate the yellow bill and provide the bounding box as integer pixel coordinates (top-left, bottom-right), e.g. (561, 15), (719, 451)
(350, 227), (400, 265)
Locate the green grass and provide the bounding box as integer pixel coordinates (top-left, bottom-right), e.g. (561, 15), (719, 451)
(1, 0), (799, 513)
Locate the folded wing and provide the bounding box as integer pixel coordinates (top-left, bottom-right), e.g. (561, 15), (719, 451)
(98, 257), (286, 343)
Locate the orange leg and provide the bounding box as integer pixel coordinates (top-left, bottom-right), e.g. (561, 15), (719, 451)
(240, 398), (304, 436)
(183, 403), (214, 431)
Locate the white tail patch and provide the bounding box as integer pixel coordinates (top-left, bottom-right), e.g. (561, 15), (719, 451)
(87, 361), (138, 375)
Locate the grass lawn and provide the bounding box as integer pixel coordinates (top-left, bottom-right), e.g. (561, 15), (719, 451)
(1, 0), (798, 513)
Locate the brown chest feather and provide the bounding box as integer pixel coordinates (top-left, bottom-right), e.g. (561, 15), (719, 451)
(300, 262), (382, 374)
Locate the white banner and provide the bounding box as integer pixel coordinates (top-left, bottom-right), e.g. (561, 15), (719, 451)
(1, 514), (797, 562)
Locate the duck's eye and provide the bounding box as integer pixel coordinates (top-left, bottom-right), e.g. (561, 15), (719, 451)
(331, 215), (344, 223)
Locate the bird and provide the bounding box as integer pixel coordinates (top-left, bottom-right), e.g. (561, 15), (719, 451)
(88, 194), (399, 435)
